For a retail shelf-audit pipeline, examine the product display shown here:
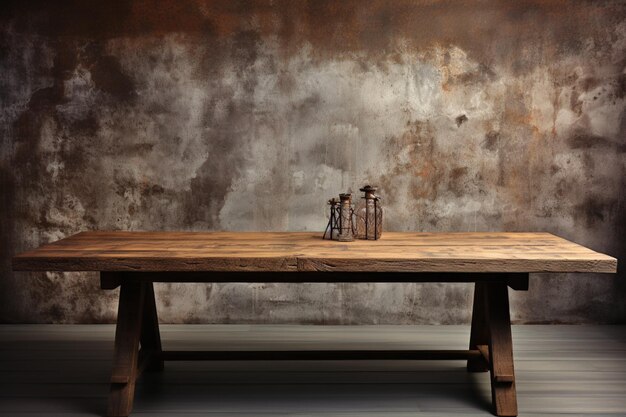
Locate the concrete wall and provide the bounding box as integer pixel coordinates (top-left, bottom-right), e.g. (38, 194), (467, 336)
(1, 0), (624, 324)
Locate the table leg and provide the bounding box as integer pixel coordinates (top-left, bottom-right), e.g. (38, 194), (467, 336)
(140, 282), (164, 372)
(468, 282), (489, 372)
(107, 280), (146, 417)
(485, 282), (517, 417)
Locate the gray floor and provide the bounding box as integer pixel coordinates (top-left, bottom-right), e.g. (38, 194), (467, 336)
(0, 325), (625, 416)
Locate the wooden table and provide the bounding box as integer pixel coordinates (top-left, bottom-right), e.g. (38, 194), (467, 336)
(13, 232), (617, 417)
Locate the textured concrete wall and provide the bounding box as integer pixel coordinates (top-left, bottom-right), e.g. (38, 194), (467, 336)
(1, 0), (624, 324)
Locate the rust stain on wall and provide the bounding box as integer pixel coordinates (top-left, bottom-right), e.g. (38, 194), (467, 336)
(0, 0), (624, 324)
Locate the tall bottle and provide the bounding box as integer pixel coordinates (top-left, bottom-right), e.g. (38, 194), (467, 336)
(337, 193), (354, 242)
(356, 185), (382, 240)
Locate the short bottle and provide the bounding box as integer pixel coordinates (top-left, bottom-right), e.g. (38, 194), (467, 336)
(356, 185), (382, 240)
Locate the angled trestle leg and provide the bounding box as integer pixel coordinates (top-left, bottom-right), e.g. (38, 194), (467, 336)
(468, 280), (519, 416)
(104, 275), (163, 417)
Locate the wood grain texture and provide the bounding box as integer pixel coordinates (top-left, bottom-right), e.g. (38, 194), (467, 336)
(12, 231), (617, 273)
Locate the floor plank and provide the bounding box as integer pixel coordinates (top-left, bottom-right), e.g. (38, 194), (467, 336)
(0, 325), (625, 416)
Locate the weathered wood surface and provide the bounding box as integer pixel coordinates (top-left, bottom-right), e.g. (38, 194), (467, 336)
(13, 231), (616, 273)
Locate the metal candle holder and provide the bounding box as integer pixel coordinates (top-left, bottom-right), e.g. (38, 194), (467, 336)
(323, 194), (355, 241)
(322, 198), (340, 240)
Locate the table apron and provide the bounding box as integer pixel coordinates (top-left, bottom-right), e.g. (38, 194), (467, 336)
(100, 271), (529, 290)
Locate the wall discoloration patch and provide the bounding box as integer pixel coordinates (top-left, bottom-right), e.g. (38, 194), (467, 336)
(1, 0), (625, 324)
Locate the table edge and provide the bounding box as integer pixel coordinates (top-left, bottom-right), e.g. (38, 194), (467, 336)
(12, 255), (618, 273)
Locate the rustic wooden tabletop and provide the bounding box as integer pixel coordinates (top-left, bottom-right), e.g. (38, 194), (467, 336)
(13, 231), (617, 273)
